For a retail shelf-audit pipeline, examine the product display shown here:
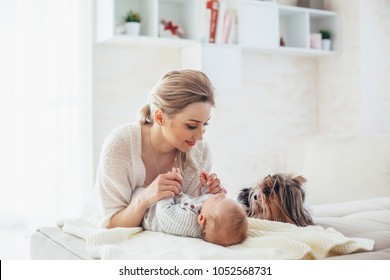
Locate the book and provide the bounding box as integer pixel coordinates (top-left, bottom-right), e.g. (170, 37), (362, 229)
(227, 9), (238, 44)
(215, 1), (226, 44)
(206, 0), (220, 43)
(203, 8), (212, 43)
(221, 9), (232, 44)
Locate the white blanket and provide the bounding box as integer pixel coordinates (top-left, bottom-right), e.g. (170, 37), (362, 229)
(57, 218), (374, 260)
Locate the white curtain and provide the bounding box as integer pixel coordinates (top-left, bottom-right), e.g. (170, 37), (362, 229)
(0, 0), (93, 231)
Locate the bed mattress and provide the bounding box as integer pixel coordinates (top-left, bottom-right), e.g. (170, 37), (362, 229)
(30, 197), (390, 260)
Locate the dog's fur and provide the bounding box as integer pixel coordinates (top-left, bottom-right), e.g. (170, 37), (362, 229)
(237, 173), (314, 227)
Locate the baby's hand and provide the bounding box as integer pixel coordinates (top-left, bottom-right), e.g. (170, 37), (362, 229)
(172, 167), (182, 177)
(199, 172), (208, 195)
(199, 171), (226, 195)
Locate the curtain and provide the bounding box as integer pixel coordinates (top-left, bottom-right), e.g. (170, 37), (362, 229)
(0, 0), (93, 231)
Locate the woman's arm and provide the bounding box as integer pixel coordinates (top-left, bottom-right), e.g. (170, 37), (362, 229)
(97, 126), (136, 228)
(108, 193), (149, 228)
(96, 125), (183, 228)
(108, 170), (184, 228)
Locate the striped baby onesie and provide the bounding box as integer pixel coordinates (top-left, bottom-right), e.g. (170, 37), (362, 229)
(142, 192), (213, 238)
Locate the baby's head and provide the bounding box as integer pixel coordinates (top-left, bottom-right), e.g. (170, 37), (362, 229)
(198, 193), (248, 246)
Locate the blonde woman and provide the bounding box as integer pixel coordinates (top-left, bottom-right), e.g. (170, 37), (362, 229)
(96, 70), (226, 229)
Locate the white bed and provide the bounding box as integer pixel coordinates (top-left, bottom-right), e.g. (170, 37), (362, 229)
(31, 135), (390, 260)
(31, 197), (390, 260)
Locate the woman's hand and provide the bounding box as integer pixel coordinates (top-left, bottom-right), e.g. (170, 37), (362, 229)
(199, 171), (226, 195)
(142, 169), (183, 206)
(108, 168), (183, 229)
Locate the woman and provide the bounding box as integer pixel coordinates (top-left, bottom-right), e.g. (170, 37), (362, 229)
(96, 69), (225, 229)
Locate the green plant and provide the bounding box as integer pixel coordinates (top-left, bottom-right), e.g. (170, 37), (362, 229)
(319, 29), (331, 40)
(124, 10), (141, 23)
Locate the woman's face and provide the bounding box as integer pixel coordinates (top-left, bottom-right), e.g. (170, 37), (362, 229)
(162, 102), (212, 153)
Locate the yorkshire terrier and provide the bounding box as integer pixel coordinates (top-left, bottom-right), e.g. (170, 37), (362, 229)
(237, 173), (314, 227)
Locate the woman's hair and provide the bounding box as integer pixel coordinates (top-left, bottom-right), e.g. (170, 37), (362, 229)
(139, 69), (215, 124)
(201, 203), (248, 246)
(139, 69), (215, 173)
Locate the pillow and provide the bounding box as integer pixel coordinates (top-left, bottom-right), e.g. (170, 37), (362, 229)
(300, 136), (390, 205)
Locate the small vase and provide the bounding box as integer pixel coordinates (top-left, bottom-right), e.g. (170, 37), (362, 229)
(322, 39), (331, 51)
(125, 22), (140, 36)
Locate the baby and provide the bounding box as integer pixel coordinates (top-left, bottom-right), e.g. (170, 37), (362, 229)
(141, 177), (248, 246)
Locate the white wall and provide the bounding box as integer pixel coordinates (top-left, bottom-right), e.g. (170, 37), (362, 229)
(318, 0), (390, 136)
(208, 54), (317, 196)
(360, 0), (390, 135)
(318, 0), (363, 135)
(93, 43), (181, 175)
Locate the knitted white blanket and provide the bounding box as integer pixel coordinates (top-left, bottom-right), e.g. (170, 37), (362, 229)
(57, 218), (374, 260)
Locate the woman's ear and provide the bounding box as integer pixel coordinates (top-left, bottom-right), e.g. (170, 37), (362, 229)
(154, 108), (164, 126)
(197, 214), (206, 226)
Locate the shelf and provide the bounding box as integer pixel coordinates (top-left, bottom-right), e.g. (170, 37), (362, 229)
(98, 34), (198, 48)
(100, 34), (338, 57)
(278, 4), (337, 16)
(242, 46), (338, 57)
(95, 0), (340, 89)
(96, 0), (340, 55)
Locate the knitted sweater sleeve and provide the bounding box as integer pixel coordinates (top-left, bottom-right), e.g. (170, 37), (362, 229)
(95, 125), (135, 228)
(200, 140), (212, 173)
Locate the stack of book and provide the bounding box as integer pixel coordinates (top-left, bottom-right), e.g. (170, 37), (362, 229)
(205, 0), (237, 44)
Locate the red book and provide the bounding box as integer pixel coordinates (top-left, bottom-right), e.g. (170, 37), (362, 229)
(206, 0), (220, 43)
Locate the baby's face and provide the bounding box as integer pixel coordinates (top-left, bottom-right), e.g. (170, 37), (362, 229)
(201, 194), (240, 220)
(201, 193), (227, 216)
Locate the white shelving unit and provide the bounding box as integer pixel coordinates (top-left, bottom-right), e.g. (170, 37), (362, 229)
(278, 4), (339, 53)
(239, 0), (279, 49)
(95, 0), (340, 88)
(238, 2), (339, 54)
(96, 0), (203, 42)
(96, 0), (339, 52)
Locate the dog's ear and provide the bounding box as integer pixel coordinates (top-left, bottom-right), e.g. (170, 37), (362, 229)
(283, 175), (313, 227)
(237, 188), (251, 208)
(291, 175), (307, 201)
(292, 175), (306, 187)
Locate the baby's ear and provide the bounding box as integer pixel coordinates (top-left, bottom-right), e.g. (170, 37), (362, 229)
(197, 214), (205, 226)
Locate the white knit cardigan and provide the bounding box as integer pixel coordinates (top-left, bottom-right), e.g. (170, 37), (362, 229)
(94, 122), (213, 228)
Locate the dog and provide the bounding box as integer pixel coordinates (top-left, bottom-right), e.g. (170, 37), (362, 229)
(237, 173), (314, 227)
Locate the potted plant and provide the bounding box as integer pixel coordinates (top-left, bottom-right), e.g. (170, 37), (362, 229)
(319, 29), (331, 51)
(124, 10), (141, 36)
